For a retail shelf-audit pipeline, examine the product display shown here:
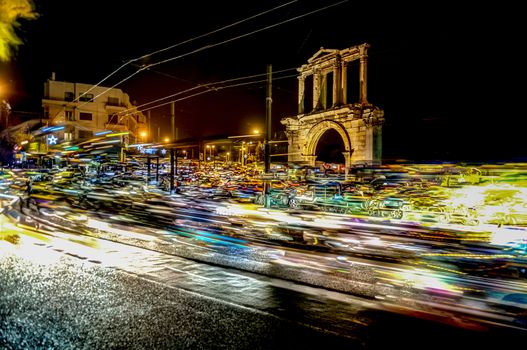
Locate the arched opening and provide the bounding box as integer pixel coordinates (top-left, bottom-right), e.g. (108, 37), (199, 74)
(315, 128), (345, 164)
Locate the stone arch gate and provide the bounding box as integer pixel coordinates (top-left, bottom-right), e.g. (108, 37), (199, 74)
(281, 43), (384, 170)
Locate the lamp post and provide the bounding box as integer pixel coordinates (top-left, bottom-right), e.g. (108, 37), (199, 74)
(212, 145), (216, 169)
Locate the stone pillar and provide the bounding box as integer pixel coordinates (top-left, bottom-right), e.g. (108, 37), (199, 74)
(332, 62), (341, 106)
(304, 155), (317, 167)
(364, 124), (374, 164)
(298, 75), (305, 114)
(342, 150), (351, 180)
(321, 73), (327, 110)
(341, 63), (347, 105)
(359, 45), (368, 104)
(313, 70), (322, 111)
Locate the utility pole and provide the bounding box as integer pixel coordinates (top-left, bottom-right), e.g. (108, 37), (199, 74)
(265, 64), (272, 173)
(171, 102), (176, 142)
(147, 111), (151, 142)
(170, 148), (175, 194)
(264, 64), (272, 208)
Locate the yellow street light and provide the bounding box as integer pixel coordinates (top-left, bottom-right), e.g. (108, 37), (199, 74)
(139, 131), (147, 143)
(164, 137), (170, 142)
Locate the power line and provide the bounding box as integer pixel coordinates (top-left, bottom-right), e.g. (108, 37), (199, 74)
(147, 1), (347, 69)
(121, 73), (298, 116)
(73, 0), (298, 104)
(118, 67), (297, 114)
(79, 0), (348, 108)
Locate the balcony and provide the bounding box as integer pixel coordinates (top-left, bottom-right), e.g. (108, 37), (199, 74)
(104, 123), (128, 131)
(105, 104), (127, 112)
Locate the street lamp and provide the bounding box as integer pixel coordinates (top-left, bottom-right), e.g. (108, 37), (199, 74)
(212, 145), (216, 169)
(164, 137), (170, 142)
(140, 131), (147, 142)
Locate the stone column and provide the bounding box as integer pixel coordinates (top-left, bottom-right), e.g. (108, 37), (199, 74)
(298, 75), (305, 114)
(332, 61), (341, 107)
(304, 155), (317, 167)
(342, 150), (351, 180)
(321, 73), (327, 110)
(313, 70), (322, 111)
(359, 45), (369, 104)
(341, 63), (347, 105)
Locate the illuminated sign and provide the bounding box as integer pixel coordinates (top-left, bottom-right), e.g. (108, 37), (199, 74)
(47, 135), (58, 145)
(29, 142), (38, 152)
(42, 125), (65, 132)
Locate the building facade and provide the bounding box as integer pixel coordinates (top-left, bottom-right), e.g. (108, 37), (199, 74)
(42, 75), (147, 145)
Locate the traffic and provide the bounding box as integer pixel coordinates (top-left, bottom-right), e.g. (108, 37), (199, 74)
(1, 160), (527, 330)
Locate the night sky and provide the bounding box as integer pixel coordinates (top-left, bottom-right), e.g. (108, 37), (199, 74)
(1, 0), (524, 162)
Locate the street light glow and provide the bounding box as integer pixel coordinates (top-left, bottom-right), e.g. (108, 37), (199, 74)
(164, 137), (169, 142)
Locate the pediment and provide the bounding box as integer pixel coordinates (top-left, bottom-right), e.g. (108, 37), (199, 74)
(307, 48), (340, 64)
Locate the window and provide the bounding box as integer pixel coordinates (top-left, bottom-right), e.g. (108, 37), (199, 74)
(78, 130), (92, 139)
(108, 114), (118, 123)
(79, 112), (92, 121)
(108, 97), (119, 106)
(64, 92), (74, 101)
(64, 132), (73, 141)
(65, 110), (74, 121)
(79, 93), (94, 102)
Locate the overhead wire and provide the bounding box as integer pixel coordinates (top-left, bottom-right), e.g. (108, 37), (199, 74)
(73, 0), (299, 103)
(118, 73), (298, 117)
(80, 0), (348, 108)
(117, 66), (297, 115)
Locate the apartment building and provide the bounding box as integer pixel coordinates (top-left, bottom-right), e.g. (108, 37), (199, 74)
(42, 74), (147, 145)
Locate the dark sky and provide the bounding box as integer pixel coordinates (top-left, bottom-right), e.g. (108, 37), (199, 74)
(1, 0), (525, 162)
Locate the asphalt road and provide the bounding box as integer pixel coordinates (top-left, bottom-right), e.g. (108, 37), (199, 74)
(1, 228), (524, 349)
